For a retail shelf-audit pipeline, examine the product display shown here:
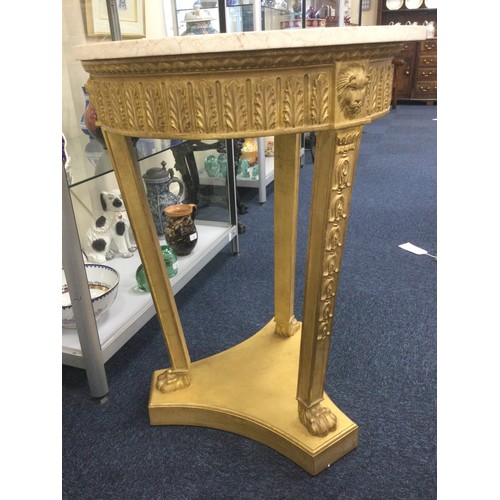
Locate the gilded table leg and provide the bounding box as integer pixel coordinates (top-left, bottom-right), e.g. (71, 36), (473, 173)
(297, 127), (363, 436)
(104, 131), (191, 393)
(273, 134), (301, 338)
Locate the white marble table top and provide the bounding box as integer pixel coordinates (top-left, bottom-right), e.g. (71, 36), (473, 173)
(74, 26), (427, 61)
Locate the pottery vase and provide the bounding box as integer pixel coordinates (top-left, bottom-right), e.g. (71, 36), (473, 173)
(252, 164), (259, 180)
(163, 204), (198, 256)
(240, 137), (258, 165)
(143, 162), (184, 236)
(135, 244), (179, 292)
(239, 158), (251, 178)
(204, 154), (220, 177)
(217, 153), (228, 178)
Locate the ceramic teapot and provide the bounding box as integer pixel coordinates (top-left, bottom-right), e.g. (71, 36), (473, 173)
(423, 20), (436, 37)
(143, 161), (184, 236)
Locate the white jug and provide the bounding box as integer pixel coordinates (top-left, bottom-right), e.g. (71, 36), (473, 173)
(423, 20), (436, 37)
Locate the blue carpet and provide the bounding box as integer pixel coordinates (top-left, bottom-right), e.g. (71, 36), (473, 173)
(63, 103), (437, 499)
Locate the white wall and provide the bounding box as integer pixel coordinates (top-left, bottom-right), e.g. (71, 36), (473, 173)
(62, 0), (168, 247)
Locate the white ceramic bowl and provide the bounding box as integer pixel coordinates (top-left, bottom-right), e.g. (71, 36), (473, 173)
(62, 264), (120, 329)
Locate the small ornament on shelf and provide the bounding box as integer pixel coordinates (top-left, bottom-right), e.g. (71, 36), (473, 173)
(143, 161), (185, 236)
(163, 204), (199, 257)
(83, 190), (137, 263)
(136, 244), (178, 292)
(182, 2), (219, 35)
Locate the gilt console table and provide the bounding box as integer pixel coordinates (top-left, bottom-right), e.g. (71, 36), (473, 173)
(75, 26), (426, 475)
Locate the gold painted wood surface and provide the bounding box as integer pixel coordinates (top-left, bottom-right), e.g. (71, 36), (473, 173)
(81, 39), (406, 140)
(76, 27), (427, 474)
(149, 320), (358, 476)
(273, 134), (301, 338)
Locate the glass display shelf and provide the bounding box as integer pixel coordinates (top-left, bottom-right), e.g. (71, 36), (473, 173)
(63, 135), (239, 395)
(62, 0), (241, 399)
(225, 2), (255, 32)
(262, 3), (302, 31)
(65, 134), (181, 188)
(62, 223), (237, 367)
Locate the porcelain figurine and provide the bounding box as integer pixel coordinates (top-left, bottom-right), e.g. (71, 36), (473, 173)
(84, 190), (137, 263)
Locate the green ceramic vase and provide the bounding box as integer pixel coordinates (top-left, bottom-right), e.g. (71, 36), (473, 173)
(135, 245), (178, 292)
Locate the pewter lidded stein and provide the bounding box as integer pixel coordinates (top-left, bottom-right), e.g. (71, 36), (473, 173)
(143, 161), (184, 235)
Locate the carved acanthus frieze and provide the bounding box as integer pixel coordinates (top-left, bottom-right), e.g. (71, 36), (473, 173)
(283, 76), (305, 128)
(253, 78), (277, 130)
(84, 49), (396, 138)
(310, 73), (329, 125)
(223, 80), (248, 132)
(367, 61), (393, 116)
(86, 71), (332, 138)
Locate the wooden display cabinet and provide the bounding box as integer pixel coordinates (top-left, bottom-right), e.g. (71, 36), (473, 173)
(378, 0), (437, 104)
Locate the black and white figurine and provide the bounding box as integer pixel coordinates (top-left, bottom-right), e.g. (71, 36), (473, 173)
(84, 190), (137, 263)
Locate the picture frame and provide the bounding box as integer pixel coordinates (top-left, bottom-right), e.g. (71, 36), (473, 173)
(85, 0), (145, 38)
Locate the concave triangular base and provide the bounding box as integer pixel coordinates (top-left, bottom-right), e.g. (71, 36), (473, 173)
(148, 319), (358, 475)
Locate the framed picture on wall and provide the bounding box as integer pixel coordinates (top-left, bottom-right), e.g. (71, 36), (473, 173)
(85, 0), (145, 38)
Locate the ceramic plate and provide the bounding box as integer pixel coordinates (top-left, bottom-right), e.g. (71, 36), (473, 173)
(386, 0), (404, 10)
(424, 0), (437, 7)
(405, 0), (423, 8)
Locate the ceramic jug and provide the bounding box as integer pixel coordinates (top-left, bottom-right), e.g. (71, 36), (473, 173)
(143, 161), (184, 236)
(163, 204), (198, 256)
(423, 20), (435, 37)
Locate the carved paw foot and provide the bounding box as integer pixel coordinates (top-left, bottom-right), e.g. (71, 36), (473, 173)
(274, 317), (300, 338)
(156, 369), (191, 393)
(298, 402), (337, 437)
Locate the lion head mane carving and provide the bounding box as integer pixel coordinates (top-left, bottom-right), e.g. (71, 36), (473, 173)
(336, 63), (370, 119)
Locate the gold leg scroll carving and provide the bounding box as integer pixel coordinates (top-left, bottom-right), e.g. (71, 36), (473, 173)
(297, 127), (363, 436)
(273, 134), (302, 338)
(103, 131), (192, 393)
